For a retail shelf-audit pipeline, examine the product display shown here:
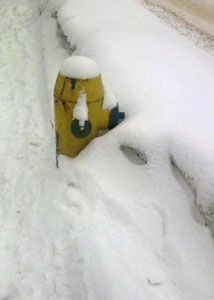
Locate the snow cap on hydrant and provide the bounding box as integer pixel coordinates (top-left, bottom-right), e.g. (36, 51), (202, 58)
(54, 56), (125, 159)
(60, 56), (100, 79)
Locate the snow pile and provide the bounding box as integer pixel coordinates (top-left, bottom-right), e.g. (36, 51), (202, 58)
(55, 0), (214, 220)
(73, 88), (88, 126)
(60, 56), (100, 79)
(1, 0), (214, 299)
(41, 0), (214, 299)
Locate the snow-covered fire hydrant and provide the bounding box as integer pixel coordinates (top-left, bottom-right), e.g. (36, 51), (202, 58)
(54, 56), (125, 158)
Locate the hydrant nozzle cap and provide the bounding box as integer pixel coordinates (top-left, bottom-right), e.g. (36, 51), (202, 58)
(60, 56), (100, 80)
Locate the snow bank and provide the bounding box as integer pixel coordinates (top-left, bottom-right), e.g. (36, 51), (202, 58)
(60, 56), (100, 79)
(55, 0), (214, 220)
(2, 0), (214, 299)
(38, 0), (214, 299)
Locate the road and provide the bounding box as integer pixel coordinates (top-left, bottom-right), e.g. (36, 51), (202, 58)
(146, 0), (214, 32)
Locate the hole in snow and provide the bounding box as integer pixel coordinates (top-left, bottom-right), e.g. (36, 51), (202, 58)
(120, 144), (147, 165)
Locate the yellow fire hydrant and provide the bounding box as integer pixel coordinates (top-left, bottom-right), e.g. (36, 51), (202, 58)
(54, 56), (125, 158)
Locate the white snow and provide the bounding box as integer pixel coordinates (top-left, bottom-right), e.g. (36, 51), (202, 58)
(44, 0), (214, 298)
(102, 87), (118, 110)
(55, 0), (214, 220)
(73, 88), (88, 126)
(1, 0), (214, 299)
(59, 56), (100, 79)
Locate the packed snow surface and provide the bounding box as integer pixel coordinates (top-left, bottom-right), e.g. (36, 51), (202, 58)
(59, 55), (100, 79)
(1, 0), (214, 299)
(73, 88), (88, 126)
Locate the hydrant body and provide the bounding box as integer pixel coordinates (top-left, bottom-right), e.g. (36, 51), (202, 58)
(54, 56), (124, 158)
